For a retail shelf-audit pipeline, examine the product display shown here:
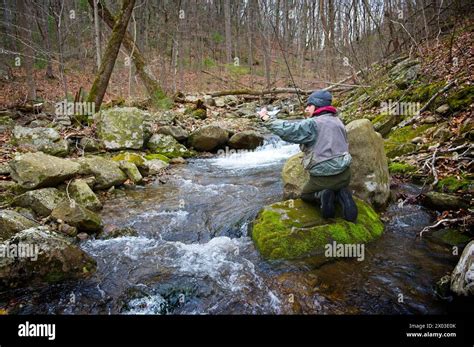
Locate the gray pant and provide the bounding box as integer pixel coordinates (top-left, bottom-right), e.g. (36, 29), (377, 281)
(300, 167), (351, 203)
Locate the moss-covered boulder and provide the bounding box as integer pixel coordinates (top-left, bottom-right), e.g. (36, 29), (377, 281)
(147, 134), (192, 159)
(69, 179), (102, 211)
(75, 156), (127, 190)
(51, 200), (102, 233)
(0, 209), (39, 241)
(9, 152), (80, 189)
(11, 126), (69, 157)
(188, 125), (229, 151)
(252, 198), (384, 260)
(118, 161), (143, 184)
(95, 107), (148, 150)
(0, 226), (96, 289)
(13, 187), (65, 217)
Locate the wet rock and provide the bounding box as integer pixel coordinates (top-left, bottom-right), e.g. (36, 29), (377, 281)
(9, 152), (80, 189)
(0, 210), (39, 241)
(142, 159), (169, 175)
(95, 107), (148, 150)
(228, 131), (264, 150)
(423, 191), (468, 210)
(450, 240), (474, 296)
(69, 179), (102, 211)
(11, 126), (69, 157)
(170, 157), (186, 164)
(252, 198), (384, 260)
(51, 200), (102, 233)
(0, 226), (96, 289)
(13, 187), (65, 217)
(118, 161), (143, 184)
(75, 156), (127, 190)
(98, 225), (138, 239)
(426, 228), (471, 248)
(157, 126), (189, 142)
(147, 134), (191, 158)
(188, 125), (229, 152)
(282, 119), (390, 207)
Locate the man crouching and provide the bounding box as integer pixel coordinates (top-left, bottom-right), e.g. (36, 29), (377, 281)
(258, 90), (358, 222)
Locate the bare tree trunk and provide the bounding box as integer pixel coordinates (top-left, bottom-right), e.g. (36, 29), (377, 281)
(224, 0), (232, 64)
(90, 0), (167, 100)
(93, 0), (102, 69)
(87, 0), (136, 109)
(17, 0), (36, 101)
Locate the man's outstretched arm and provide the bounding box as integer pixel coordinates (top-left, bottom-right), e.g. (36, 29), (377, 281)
(258, 109), (317, 144)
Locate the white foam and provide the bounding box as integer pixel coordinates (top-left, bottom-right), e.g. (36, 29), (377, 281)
(207, 140), (299, 170)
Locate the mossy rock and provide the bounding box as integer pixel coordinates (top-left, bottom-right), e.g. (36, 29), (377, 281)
(144, 153), (170, 163)
(112, 152), (146, 167)
(388, 162), (417, 175)
(384, 124), (433, 158)
(251, 198), (384, 260)
(426, 228), (471, 248)
(436, 175), (473, 193)
(446, 85), (474, 112)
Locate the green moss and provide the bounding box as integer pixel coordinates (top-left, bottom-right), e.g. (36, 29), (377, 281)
(144, 153), (170, 163)
(251, 198), (384, 260)
(152, 89), (173, 110)
(192, 109), (207, 119)
(112, 152), (145, 166)
(436, 175), (473, 193)
(389, 162), (417, 174)
(384, 124), (433, 158)
(407, 81), (444, 103)
(430, 228), (471, 247)
(446, 86), (474, 111)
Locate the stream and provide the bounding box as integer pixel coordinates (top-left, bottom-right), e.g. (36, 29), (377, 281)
(1, 138), (457, 314)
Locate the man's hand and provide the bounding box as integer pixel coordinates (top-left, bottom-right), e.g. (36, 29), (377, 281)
(258, 108), (270, 121)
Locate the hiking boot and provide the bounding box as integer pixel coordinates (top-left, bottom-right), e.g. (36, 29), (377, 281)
(320, 189), (336, 219)
(336, 188), (358, 222)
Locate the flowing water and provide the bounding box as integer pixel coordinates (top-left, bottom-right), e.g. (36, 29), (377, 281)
(1, 138), (457, 314)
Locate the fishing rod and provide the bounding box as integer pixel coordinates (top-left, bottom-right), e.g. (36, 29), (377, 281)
(266, 5), (304, 107)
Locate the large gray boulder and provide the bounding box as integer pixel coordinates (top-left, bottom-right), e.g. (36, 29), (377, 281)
(95, 107), (148, 150)
(282, 119), (390, 207)
(0, 226), (96, 288)
(228, 131), (264, 150)
(13, 187), (65, 217)
(147, 134), (191, 158)
(157, 125), (189, 142)
(188, 125), (229, 151)
(9, 152), (80, 189)
(75, 156), (127, 190)
(451, 241), (474, 296)
(12, 125), (69, 157)
(0, 210), (39, 241)
(51, 200), (102, 232)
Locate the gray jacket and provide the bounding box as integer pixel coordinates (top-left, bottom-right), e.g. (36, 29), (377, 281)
(264, 112), (351, 176)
